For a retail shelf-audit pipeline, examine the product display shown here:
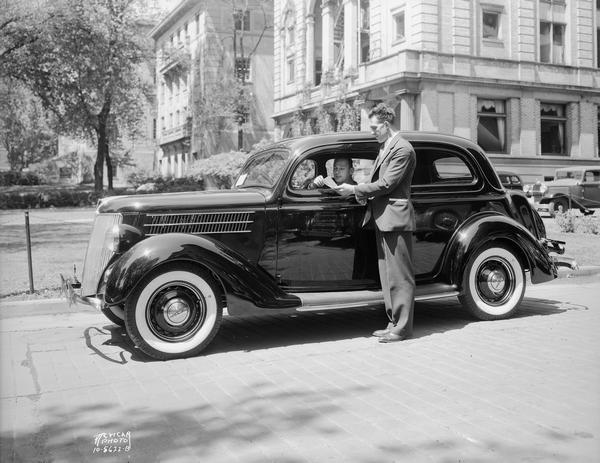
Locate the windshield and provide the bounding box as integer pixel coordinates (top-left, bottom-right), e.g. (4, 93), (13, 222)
(555, 170), (583, 180)
(234, 150), (291, 189)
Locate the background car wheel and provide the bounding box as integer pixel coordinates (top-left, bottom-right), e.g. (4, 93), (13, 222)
(549, 198), (569, 216)
(459, 245), (525, 320)
(101, 305), (125, 326)
(125, 265), (222, 360)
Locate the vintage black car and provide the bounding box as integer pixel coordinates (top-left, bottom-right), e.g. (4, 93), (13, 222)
(64, 132), (576, 360)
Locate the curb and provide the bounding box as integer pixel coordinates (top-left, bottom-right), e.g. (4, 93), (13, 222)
(557, 265), (600, 279)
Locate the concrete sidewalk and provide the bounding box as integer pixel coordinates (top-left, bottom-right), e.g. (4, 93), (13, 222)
(1, 276), (599, 462)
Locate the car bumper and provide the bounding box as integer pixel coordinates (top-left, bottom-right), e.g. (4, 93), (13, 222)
(60, 274), (102, 310)
(540, 238), (579, 270)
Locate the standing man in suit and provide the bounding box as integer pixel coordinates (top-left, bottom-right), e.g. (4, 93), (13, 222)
(336, 103), (416, 342)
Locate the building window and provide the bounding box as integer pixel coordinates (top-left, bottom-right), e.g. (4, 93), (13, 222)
(195, 13), (200, 35)
(482, 11), (500, 39)
(235, 57), (251, 82)
(597, 28), (600, 67)
(234, 9), (250, 31)
(360, 0), (370, 63)
(540, 22), (565, 64)
(477, 99), (507, 153)
(540, 103), (566, 155)
(287, 58), (295, 83)
(152, 119), (156, 139)
(392, 10), (405, 42)
(283, 8), (296, 86)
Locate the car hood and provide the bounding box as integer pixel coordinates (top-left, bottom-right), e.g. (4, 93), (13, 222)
(542, 179), (579, 187)
(97, 188), (268, 214)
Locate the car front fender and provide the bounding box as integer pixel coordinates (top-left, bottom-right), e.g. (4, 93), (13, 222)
(441, 212), (557, 286)
(103, 233), (300, 310)
(539, 193), (586, 210)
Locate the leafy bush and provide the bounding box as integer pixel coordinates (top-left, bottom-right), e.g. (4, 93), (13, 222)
(0, 170), (41, 186)
(554, 210), (577, 233)
(554, 211), (599, 234)
(188, 151), (250, 189)
(576, 215), (599, 235)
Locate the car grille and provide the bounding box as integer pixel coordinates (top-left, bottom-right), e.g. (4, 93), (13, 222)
(144, 211), (254, 235)
(81, 213), (122, 296)
(531, 183), (544, 200)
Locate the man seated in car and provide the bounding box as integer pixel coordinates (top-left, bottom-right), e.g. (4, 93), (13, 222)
(305, 157), (357, 190)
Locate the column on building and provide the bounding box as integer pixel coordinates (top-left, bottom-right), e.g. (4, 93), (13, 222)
(343, 0), (358, 76)
(321, 0), (335, 73)
(306, 13), (315, 85)
(396, 93), (416, 131)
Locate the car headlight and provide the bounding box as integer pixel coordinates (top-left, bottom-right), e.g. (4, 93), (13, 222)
(105, 224), (143, 254)
(539, 184), (548, 194)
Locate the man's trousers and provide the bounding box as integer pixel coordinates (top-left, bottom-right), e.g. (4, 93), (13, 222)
(375, 229), (415, 336)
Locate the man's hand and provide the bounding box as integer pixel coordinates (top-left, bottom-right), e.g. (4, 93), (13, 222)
(334, 183), (355, 196)
(312, 175), (325, 187)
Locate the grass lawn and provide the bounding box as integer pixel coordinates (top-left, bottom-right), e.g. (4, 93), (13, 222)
(0, 208), (598, 301)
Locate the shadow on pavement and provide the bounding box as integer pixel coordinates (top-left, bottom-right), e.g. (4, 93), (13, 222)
(84, 295), (574, 363)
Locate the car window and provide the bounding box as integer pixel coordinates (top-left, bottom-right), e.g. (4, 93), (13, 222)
(510, 175), (521, 184)
(584, 171), (600, 182)
(412, 148), (476, 187)
(236, 150), (290, 189)
(556, 170), (583, 180)
(432, 157), (473, 183)
(290, 159), (316, 189)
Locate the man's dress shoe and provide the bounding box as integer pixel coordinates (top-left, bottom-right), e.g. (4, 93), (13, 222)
(378, 332), (408, 343)
(372, 329), (390, 337)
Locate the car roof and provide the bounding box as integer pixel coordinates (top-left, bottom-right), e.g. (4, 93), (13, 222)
(261, 131), (485, 157)
(497, 170), (519, 176)
(555, 166), (600, 172)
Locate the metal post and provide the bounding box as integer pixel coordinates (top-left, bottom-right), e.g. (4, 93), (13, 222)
(24, 211), (34, 293)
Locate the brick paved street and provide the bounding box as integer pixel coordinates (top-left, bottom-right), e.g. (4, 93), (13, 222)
(1, 275), (599, 462)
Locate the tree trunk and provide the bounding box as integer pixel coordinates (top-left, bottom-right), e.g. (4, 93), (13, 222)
(94, 103), (111, 191)
(94, 135), (105, 191)
(106, 152), (113, 190)
(237, 124), (243, 151)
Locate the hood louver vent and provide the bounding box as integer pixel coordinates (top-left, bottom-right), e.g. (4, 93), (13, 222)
(144, 211), (254, 235)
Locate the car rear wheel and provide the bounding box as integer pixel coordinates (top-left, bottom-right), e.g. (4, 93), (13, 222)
(459, 245), (525, 320)
(125, 265), (222, 360)
(549, 197), (569, 216)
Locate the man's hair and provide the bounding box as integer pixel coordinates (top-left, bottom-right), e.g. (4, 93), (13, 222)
(334, 158), (353, 169)
(368, 103), (395, 124)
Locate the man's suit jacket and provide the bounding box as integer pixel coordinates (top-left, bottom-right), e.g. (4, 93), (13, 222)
(354, 133), (416, 232)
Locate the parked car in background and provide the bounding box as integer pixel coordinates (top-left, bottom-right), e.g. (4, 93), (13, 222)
(497, 171), (524, 191)
(63, 132), (576, 360)
(524, 166), (600, 215)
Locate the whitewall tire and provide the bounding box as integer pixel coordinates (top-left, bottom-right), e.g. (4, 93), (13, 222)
(125, 266), (222, 360)
(459, 245), (525, 320)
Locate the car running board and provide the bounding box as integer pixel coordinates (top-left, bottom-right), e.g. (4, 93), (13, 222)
(291, 283), (459, 312)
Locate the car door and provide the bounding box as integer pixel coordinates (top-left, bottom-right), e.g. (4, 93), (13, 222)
(410, 143), (496, 281)
(581, 169), (600, 208)
(275, 149), (379, 291)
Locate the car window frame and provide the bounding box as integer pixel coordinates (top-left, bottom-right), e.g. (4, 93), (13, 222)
(411, 144), (483, 194)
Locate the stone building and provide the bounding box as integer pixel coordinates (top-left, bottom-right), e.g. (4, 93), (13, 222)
(273, 0), (600, 183)
(151, 0), (274, 178)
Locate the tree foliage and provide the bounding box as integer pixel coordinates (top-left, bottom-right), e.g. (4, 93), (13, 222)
(194, 0), (271, 154)
(0, 80), (58, 171)
(4, 0), (151, 191)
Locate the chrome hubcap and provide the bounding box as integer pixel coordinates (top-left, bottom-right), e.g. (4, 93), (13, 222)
(485, 270), (506, 295)
(164, 298), (191, 326)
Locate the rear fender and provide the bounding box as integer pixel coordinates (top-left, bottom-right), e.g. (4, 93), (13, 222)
(104, 233), (300, 310)
(441, 212), (557, 287)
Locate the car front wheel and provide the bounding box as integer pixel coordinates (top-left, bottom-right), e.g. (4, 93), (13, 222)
(459, 245), (525, 320)
(125, 265), (222, 360)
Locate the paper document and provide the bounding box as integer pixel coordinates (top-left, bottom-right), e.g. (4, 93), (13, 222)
(322, 176), (338, 189)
